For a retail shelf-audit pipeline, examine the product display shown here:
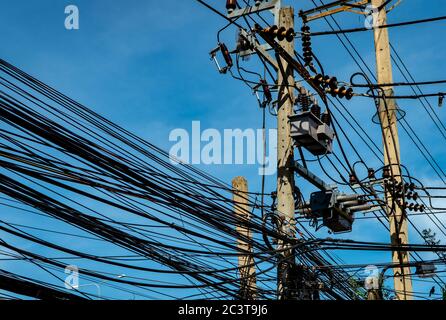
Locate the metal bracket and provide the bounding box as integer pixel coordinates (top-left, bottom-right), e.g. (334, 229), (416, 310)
(293, 161), (336, 191)
(238, 29), (278, 70)
(227, 0), (281, 19)
(239, 43), (272, 58)
(350, 177), (387, 190)
(301, 0), (368, 22)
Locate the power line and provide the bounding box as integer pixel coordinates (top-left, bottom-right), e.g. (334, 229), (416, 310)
(308, 15), (446, 36)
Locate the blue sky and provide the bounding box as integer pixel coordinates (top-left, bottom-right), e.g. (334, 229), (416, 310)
(1, 0), (446, 299)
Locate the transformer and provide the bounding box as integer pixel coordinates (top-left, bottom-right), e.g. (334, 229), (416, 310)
(289, 111), (335, 156)
(324, 205), (354, 233)
(309, 190), (370, 233)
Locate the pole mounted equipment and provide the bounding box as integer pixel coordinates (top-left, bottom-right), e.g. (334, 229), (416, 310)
(226, 0), (237, 14)
(209, 43), (233, 74)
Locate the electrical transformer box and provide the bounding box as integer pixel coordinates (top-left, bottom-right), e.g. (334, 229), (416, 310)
(309, 190), (355, 233)
(289, 111), (334, 156)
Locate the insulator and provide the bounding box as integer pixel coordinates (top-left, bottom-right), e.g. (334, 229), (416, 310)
(302, 48), (312, 55)
(301, 97), (310, 111)
(345, 88), (354, 100)
(329, 87), (340, 98)
(285, 28), (295, 42)
(295, 94), (302, 105)
(301, 25), (310, 34)
(261, 79), (272, 104)
(312, 74), (324, 86)
(301, 24), (313, 67)
(301, 35), (311, 43)
(273, 27), (295, 42)
(439, 94), (444, 107)
(321, 75), (337, 89)
(404, 182), (415, 191)
(336, 194), (360, 202)
(271, 191), (277, 201)
(407, 203), (415, 211)
(330, 86), (353, 100)
(311, 104), (321, 118)
(348, 204), (373, 213)
(406, 192), (419, 201)
(349, 173), (357, 185)
(341, 200), (360, 207)
(420, 205), (426, 212)
(255, 0), (262, 6)
(328, 77), (338, 89)
(301, 34), (311, 41)
(394, 181), (403, 192)
(395, 191), (404, 199)
(263, 25), (278, 37)
(226, 0), (237, 13)
(219, 43), (233, 68)
(262, 25), (294, 42)
(299, 88), (310, 111)
(414, 204), (421, 212)
(337, 194), (360, 202)
(276, 27), (287, 41)
(367, 168), (375, 179)
(383, 166), (391, 179)
(323, 75), (330, 86)
(321, 111), (331, 125)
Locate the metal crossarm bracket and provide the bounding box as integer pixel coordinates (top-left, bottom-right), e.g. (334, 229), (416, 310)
(350, 177), (387, 189)
(238, 29), (278, 70)
(303, 0), (369, 22)
(293, 161), (336, 191)
(228, 0), (281, 19)
(299, 0), (356, 17)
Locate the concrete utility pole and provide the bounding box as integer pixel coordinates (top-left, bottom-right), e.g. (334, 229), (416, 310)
(372, 0), (413, 300)
(276, 7), (296, 300)
(232, 176), (257, 299)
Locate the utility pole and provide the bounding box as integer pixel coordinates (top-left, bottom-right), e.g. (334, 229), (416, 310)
(296, 0), (413, 300)
(222, 0), (299, 300)
(232, 176), (256, 299)
(372, 0), (413, 300)
(275, 6), (296, 300)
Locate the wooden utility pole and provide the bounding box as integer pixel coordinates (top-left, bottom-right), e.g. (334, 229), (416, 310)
(232, 176), (256, 299)
(367, 289), (382, 300)
(276, 7), (296, 300)
(372, 0), (413, 300)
